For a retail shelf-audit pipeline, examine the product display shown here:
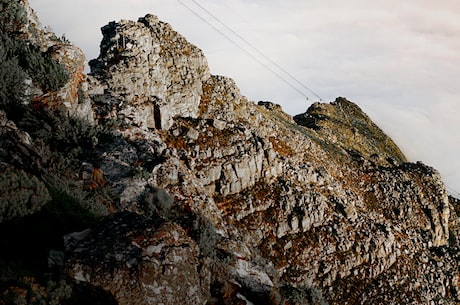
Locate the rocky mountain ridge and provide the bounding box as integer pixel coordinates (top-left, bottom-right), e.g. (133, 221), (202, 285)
(1, 1), (459, 304)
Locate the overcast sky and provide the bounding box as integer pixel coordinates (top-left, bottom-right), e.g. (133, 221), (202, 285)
(29, 0), (460, 194)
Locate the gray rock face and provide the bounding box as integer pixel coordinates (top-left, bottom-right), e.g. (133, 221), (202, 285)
(89, 14), (211, 130)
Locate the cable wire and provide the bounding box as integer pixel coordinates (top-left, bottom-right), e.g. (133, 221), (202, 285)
(176, 0), (322, 101)
(446, 184), (460, 198)
(186, 0), (323, 101)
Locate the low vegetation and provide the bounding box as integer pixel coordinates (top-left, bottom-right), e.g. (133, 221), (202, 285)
(0, 5), (114, 302)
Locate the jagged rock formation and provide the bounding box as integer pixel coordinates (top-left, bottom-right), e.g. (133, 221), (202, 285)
(1, 2), (460, 305)
(294, 98), (406, 167)
(89, 14), (210, 130)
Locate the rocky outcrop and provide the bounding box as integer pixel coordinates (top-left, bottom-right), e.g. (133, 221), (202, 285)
(65, 212), (209, 305)
(89, 14), (210, 130)
(294, 97), (407, 166)
(2, 2), (460, 304)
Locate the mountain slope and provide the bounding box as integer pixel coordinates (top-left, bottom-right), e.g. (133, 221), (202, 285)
(1, 2), (459, 304)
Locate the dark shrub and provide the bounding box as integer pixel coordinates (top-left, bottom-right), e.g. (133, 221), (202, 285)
(0, 34), (28, 107)
(0, 32), (69, 111)
(20, 44), (69, 92)
(0, 167), (50, 223)
(0, 0), (26, 34)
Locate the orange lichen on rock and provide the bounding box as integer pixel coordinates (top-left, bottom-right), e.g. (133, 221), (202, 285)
(269, 136), (294, 157)
(88, 165), (106, 190)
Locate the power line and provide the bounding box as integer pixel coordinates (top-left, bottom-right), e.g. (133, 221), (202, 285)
(176, 0), (322, 101)
(445, 184), (460, 198)
(186, 0), (323, 101)
(176, 0), (307, 98)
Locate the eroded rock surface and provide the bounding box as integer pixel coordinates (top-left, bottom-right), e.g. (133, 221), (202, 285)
(2, 2), (460, 304)
(89, 14), (210, 130)
(65, 212), (209, 305)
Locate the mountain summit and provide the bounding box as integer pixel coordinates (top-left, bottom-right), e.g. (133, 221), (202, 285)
(1, 1), (459, 304)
